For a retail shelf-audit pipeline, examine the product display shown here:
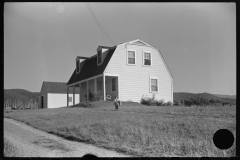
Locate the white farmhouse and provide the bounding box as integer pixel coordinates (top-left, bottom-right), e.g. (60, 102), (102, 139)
(67, 39), (173, 105)
(38, 81), (79, 109)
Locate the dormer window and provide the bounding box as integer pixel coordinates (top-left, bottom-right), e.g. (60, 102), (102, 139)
(76, 56), (88, 74)
(97, 50), (102, 65)
(97, 46), (111, 66)
(76, 60), (80, 73)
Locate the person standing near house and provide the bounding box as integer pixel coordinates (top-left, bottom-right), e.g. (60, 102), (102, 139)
(114, 96), (120, 110)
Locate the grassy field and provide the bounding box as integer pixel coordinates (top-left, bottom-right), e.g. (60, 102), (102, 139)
(4, 138), (21, 157)
(4, 101), (236, 157)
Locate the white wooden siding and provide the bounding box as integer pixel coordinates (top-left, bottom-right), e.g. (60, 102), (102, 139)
(47, 93), (79, 108)
(105, 43), (172, 103)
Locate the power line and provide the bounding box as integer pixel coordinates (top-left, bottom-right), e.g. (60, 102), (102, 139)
(86, 3), (115, 45)
(85, 3), (115, 45)
(85, 3), (116, 45)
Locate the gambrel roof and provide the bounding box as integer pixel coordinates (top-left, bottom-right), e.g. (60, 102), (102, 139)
(67, 39), (172, 86)
(121, 39), (173, 78)
(41, 81), (80, 94)
(67, 46), (117, 85)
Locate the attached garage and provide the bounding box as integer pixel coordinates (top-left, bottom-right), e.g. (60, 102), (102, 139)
(38, 81), (80, 109)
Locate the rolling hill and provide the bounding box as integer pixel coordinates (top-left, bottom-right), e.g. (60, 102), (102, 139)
(213, 94), (236, 100)
(173, 92), (236, 104)
(4, 89), (40, 102)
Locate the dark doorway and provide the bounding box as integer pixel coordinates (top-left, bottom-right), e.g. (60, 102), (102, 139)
(41, 96), (44, 109)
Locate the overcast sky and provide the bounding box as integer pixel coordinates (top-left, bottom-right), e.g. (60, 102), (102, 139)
(4, 2), (236, 95)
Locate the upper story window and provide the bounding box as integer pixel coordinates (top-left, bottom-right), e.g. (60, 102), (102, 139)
(97, 50), (102, 65)
(112, 78), (116, 92)
(127, 50), (136, 65)
(76, 60), (80, 73)
(150, 76), (159, 93)
(143, 51), (152, 66)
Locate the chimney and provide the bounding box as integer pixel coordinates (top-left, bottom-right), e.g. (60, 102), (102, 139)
(76, 56), (88, 74)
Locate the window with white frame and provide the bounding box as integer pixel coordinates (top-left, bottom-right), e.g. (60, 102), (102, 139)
(143, 52), (151, 66)
(127, 50), (136, 65)
(68, 97), (72, 102)
(112, 78), (116, 92)
(150, 76), (158, 92)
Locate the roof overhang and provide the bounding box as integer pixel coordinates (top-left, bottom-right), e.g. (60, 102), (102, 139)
(97, 45), (112, 51)
(76, 56), (89, 61)
(119, 39), (173, 79)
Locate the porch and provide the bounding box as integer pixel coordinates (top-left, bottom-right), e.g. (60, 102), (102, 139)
(67, 73), (119, 106)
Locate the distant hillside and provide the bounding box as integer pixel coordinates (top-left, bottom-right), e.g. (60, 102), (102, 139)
(4, 89), (40, 102)
(213, 94), (236, 100)
(173, 92), (235, 104)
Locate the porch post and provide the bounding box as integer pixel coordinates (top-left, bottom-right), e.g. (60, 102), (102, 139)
(117, 76), (120, 99)
(67, 86), (69, 107)
(79, 83), (81, 103)
(86, 81), (89, 101)
(94, 78), (97, 93)
(103, 73), (106, 100)
(73, 85), (75, 105)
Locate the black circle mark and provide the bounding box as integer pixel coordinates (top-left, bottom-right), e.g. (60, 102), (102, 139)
(169, 157), (181, 160)
(200, 157), (211, 160)
(213, 129), (234, 150)
(81, 153), (98, 160)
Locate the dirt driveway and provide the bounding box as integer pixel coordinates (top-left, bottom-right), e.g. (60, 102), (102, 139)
(4, 118), (131, 157)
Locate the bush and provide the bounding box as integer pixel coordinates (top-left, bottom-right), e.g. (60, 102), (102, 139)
(140, 94), (156, 106)
(164, 101), (173, 106)
(183, 99), (192, 107)
(140, 96), (152, 106)
(73, 90), (103, 108)
(92, 91), (103, 101)
(173, 100), (182, 106)
(85, 90), (103, 102)
(155, 99), (165, 106)
(140, 94), (167, 106)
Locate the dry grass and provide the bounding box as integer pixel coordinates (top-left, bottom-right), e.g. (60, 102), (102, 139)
(4, 138), (20, 157)
(4, 101), (236, 157)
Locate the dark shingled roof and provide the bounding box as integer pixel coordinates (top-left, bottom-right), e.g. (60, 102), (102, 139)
(67, 46), (117, 85)
(42, 81), (80, 94)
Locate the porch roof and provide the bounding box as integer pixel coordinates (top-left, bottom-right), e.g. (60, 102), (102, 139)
(42, 81), (80, 94)
(67, 46), (117, 86)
